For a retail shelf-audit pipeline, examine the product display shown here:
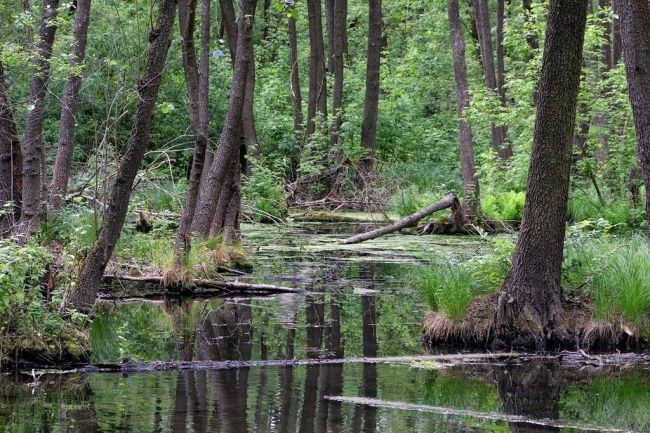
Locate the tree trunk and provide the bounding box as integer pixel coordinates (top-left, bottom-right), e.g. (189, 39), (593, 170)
(618, 0), (650, 240)
(358, 0), (382, 182)
(522, 0), (539, 49)
(18, 0), (60, 235)
(191, 0), (255, 238)
(449, 0), (480, 218)
(330, 0), (347, 153)
(49, 0), (92, 210)
(472, 0), (512, 160)
(326, 0), (335, 73)
(171, 0), (211, 273)
(288, 14), (304, 181)
(66, 0), (178, 311)
(496, 0), (588, 350)
(611, 0), (622, 66)
(496, 0), (506, 105)
(306, 0), (327, 137)
(0, 63), (23, 233)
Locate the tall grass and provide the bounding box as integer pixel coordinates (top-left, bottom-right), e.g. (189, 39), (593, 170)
(591, 242), (650, 323)
(418, 261), (474, 321)
(568, 194), (645, 230)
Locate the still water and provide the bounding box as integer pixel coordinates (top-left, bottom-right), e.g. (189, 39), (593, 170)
(2, 222), (650, 432)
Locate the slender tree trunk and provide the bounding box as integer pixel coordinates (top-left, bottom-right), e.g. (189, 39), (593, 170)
(618, 0), (650, 240)
(326, 0), (335, 73)
(358, 0), (382, 182)
(496, 0), (506, 105)
(191, 0), (255, 238)
(330, 0), (347, 153)
(18, 0), (59, 235)
(473, 0), (512, 160)
(66, 0), (178, 311)
(449, 0), (480, 218)
(171, 0), (211, 275)
(288, 14), (304, 181)
(306, 0), (327, 137)
(522, 0), (539, 49)
(49, 0), (92, 210)
(611, 0), (622, 66)
(0, 63), (23, 233)
(496, 0), (588, 350)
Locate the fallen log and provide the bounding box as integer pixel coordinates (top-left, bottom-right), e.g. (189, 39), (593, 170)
(341, 192), (462, 244)
(101, 274), (305, 298)
(30, 353), (526, 375)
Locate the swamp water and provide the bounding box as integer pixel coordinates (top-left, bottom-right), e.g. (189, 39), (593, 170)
(2, 222), (650, 432)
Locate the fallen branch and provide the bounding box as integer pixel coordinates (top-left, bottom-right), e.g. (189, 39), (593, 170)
(341, 192), (461, 244)
(101, 274), (305, 298)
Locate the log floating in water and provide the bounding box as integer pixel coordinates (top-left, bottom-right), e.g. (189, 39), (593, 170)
(341, 192), (461, 244)
(101, 274), (305, 298)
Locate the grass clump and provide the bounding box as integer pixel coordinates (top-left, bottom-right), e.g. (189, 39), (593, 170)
(242, 158), (288, 223)
(418, 260), (474, 321)
(591, 242), (650, 324)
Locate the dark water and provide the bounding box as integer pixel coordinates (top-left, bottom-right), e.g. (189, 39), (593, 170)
(2, 223), (650, 432)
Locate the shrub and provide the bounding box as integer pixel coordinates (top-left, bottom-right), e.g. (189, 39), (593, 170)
(242, 158), (288, 222)
(568, 194), (645, 230)
(481, 191), (525, 222)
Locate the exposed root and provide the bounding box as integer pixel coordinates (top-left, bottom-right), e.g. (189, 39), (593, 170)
(422, 295), (495, 348)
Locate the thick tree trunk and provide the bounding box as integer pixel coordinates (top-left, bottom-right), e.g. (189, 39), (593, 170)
(330, 0), (347, 154)
(306, 0), (327, 137)
(66, 0), (178, 311)
(618, 0), (650, 240)
(341, 192), (461, 244)
(18, 0), (60, 235)
(472, 0), (512, 160)
(288, 14), (304, 181)
(358, 0), (382, 181)
(449, 0), (480, 218)
(496, 0), (588, 350)
(49, 0), (92, 210)
(0, 63), (23, 233)
(171, 0), (211, 273)
(191, 0), (255, 238)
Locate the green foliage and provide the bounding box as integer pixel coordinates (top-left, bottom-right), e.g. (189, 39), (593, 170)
(242, 158), (288, 222)
(388, 187), (440, 217)
(0, 239), (88, 360)
(481, 191), (526, 222)
(568, 193), (645, 230)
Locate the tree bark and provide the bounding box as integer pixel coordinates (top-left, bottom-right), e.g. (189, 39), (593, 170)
(288, 14), (304, 181)
(618, 0), (650, 240)
(341, 192), (460, 244)
(496, 0), (588, 350)
(496, 0), (506, 105)
(18, 0), (60, 235)
(306, 0), (327, 137)
(49, 0), (92, 210)
(358, 0), (382, 180)
(66, 0), (178, 311)
(0, 63), (23, 233)
(172, 0), (211, 272)
(611, 0), (622, 66)
(191, 0), (255, 238)
(330, 0), (347, 154)
(449, 0), (480, 218)
(472, 0), (512, 160)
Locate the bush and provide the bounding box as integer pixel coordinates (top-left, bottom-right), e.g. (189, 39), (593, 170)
(242, 158), (288, 222)
(481, 191), (525, 222)
(387, 187), (441, 217)
(0, 239), (88, 361)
